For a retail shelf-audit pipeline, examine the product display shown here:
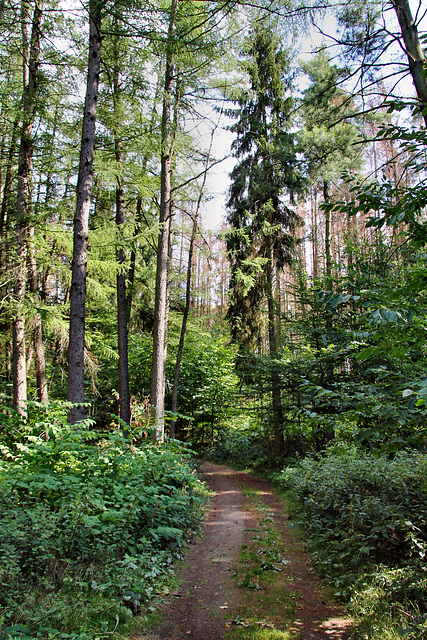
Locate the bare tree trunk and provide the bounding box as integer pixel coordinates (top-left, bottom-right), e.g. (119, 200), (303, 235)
(150, 0), (179, 442)
(28, 226), (48, 403)
(312, 187), (318, 277)
(391, 0), (427, 126)
(127, 74), (162, 325)
(13, 0), (43, 416)
(126, 195), (141, 326)
(115, 168), (131, 428)
(266, 235), (284, 454)
(169, 214), (197, 439)
(323, 180), (332, 279)
(112, 32), (131, 430)
(67, 0), (101, 424)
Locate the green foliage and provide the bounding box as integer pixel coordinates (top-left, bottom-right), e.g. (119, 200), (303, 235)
(169, 331), (239, 445)
(205, 415), (266, 467)
(276, 449), (427, 635)
(273, 243), (427, 455)
(0, 403), (206, 639)
(225, 19), (302, 348)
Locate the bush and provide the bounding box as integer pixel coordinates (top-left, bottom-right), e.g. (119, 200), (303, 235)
(276, 448), (427, 638)
(0, 405), (206, 639)
(277, 449), (427, 587)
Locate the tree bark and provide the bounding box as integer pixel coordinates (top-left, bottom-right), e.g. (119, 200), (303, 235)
(266, 233), (284, 454)
(150, 0), (179, 442)
(391, 0), (427, 126)
(67, 0), (101, 424)
(13, 0), (43, 416)
(28, 226), (48, 404)
(323, 180), (332, 278)
(126, 195), (141, 326)
(169, 215), (196, 438)
(113, 34), (131, 430)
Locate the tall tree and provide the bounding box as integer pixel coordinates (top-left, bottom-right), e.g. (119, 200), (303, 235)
(299, 51), (362, 278)
(13, 0), (43, 416)
(226, 20), (301, 452)
(150, 0), (179, 442)
(111, 24), (131, 429)
(67, 0), (102, 424)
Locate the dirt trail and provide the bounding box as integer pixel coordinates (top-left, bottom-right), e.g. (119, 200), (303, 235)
(135, 462), (353, 640)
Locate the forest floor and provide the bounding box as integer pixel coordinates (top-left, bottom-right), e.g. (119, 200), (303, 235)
(132, 462), (354, 640)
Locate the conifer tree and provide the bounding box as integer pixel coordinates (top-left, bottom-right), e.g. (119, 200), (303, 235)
(12, 0), (44, 416)
(67, 0), (102, 425)
(299, 51), (362, 277)
(150, 0), (179, 442)
(226, 20), (301, 452)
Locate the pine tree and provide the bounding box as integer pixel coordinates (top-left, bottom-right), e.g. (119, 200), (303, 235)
(299, 51), (363, 278)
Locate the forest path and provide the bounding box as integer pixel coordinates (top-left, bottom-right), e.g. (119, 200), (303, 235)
(133, 462), (353, 640)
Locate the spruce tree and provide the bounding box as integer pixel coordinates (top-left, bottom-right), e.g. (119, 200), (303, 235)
(226, 20), (302, 452)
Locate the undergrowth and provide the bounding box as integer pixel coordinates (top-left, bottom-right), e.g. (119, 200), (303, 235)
(225, 487), (297, 640)
(274, 446), (427, 639)
(0, 401), (207, 640)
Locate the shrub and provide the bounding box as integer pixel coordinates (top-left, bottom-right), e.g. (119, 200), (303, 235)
(0, 405), (206, 639)
(276, 449), (427, 591)
(276, 448), (427, 638)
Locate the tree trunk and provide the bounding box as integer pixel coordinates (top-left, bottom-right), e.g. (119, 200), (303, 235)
(28, 226), (48, 404)
(266, 234), (284, 453)
(150, 0), (179, 442)
(13, 0), (43, 416)
(0, 115), (19, 234)
(113, 34), (131, 430)
(323, 180), (332, 278)
(169, 130), (215, 438)
(127, 75), (162, 324)
(67, 0), (101, 425)
(391, 0), (427, 126)
(169, 215), (196, 439)
(126, 195), (141, 326)
(116, 174), (131, 428)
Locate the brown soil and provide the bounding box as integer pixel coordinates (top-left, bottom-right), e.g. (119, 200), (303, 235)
(133, 462), (353, 640)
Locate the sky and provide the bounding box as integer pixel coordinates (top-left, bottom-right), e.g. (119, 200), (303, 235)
(61, 0), (427, 232)
(200, 0), (427, 231)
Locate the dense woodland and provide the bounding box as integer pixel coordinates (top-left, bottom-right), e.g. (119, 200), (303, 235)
(1, 0), (427, 638)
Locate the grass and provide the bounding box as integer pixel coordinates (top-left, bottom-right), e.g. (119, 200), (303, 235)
(225, 489), (301, 640)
